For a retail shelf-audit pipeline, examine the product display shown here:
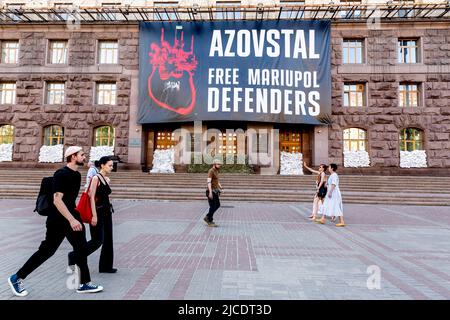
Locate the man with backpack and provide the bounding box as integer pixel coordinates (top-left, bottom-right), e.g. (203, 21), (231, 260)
(8, 146), (103, 297)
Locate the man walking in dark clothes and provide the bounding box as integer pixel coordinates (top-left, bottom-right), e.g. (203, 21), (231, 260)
(8, 146), (103, 296)
(204, 159), (223, 227)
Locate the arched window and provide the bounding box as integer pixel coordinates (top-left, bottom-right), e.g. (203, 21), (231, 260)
(43, 125), (64, 146)
(399, 128), (424, 151)
(0, 124), (14, 144)
(343, 128), (367, 151)
(94, 126), (115, 147)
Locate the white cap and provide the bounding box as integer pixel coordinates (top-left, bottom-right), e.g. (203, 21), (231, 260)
(64, 146), (82, 158)
(213, 159), (222, 165)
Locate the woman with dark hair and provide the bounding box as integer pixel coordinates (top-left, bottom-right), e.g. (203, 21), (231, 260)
(68, 156), (117, 274)
(316, 163), (345, 227)
(303, 162), (328, 221)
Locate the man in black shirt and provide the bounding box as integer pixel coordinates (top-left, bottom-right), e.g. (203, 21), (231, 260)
(8, 146), (103, 296)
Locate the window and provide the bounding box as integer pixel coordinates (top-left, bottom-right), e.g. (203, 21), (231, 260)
(46, 82), (65, 104)
(0, 124), (14, 144)
(398, 39), (419, 63)
(343, 128), (367, 152)
(218, 131), (238, 155)
(399, 83), (420, 107)
(154, 2), (178, 21)
(279, 130), (302, 153)
(279, 1), (305, 19)
(399, 128), (423, 151)
(344, 83), (366, 107)
(216, 1), (241, 20)
(340, 0), (362, 18)
(94, 126), (115, 147)
(48, 40), (68, 64)
(43, 125), (64, 146)
(156, 130), (176, 150)
(1, 41), (19, 64)
(96, 83), (116, 105)
(0, 83), (16, 104)
(98, 41), (118, 64)
(343, 39), (364, 64)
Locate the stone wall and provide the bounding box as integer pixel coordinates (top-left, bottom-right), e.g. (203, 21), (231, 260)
(330, 23), (450, 169)
(1, 22), (450, 171)
(0, 25), (139, 163)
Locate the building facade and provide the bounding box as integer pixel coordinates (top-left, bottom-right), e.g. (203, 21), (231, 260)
(0, 0), (449, 174)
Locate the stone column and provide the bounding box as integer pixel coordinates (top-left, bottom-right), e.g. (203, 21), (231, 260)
(312, 125), (329, 166)
(127, 72), (142, 166)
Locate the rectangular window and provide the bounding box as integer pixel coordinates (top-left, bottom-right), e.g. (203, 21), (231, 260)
(0, 83), (16, 104)
(216, 1), (241, 20)
(154, 2), (178, 21)
(1, 41), (19, 64)
(343, 39), (364, 64)
(398, 39), (419, 63)
(279, 130), (302, 153)
(48, 40), (68, 64)
(279, 1), (305, 19)
(344, 83), (366, 107)
(343, 128), (367, 152)
(96, 83), (117, 105)
(46, 82), (65, 104)
(98, 41), (118, 64)
(399, 83), (420, 107)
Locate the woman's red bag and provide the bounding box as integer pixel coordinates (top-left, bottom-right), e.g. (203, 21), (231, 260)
(76, 179), (93, 224)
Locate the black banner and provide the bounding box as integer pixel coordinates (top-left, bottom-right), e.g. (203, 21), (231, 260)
(138, 20), (331, 124)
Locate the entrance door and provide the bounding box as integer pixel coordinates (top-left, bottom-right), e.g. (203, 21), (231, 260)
(279, 130), (302, 153)
(155, 130), (176, 150)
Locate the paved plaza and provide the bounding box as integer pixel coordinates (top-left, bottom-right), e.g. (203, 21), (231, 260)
(0, 199), (449, 300)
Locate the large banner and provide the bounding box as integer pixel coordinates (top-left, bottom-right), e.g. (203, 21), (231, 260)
(138, 20), (331, 124)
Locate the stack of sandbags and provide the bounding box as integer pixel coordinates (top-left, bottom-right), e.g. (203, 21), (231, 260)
(400, 150), (427, 168)
(39, 144), (63, 163)
(89, 146), (114, 162)
(150, 148), (175, 173)
(343, 150), (370, 167)
(280, 152), (304, 175)
(0, 143), (13, 162)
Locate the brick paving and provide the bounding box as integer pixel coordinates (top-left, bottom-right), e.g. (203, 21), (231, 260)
(0, 199), (449, 300)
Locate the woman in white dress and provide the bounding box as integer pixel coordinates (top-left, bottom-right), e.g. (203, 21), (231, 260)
(316, 163), (345, 227)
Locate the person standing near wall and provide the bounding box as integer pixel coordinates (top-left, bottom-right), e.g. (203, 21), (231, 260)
(303, 162), (328, 221)
(204, 159), (223, 227)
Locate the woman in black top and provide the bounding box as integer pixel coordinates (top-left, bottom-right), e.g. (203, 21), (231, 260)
(303, 162), (328, 221)
(68, 156), (117, 274)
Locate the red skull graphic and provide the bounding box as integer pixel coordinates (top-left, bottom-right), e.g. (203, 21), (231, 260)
(148, 28), (198, 115)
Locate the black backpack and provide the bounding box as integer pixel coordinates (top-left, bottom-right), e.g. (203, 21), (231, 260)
(34, 176), (54, 216)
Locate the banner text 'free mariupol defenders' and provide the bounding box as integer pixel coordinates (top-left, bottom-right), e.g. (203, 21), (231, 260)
(138, 20), (331, 124)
